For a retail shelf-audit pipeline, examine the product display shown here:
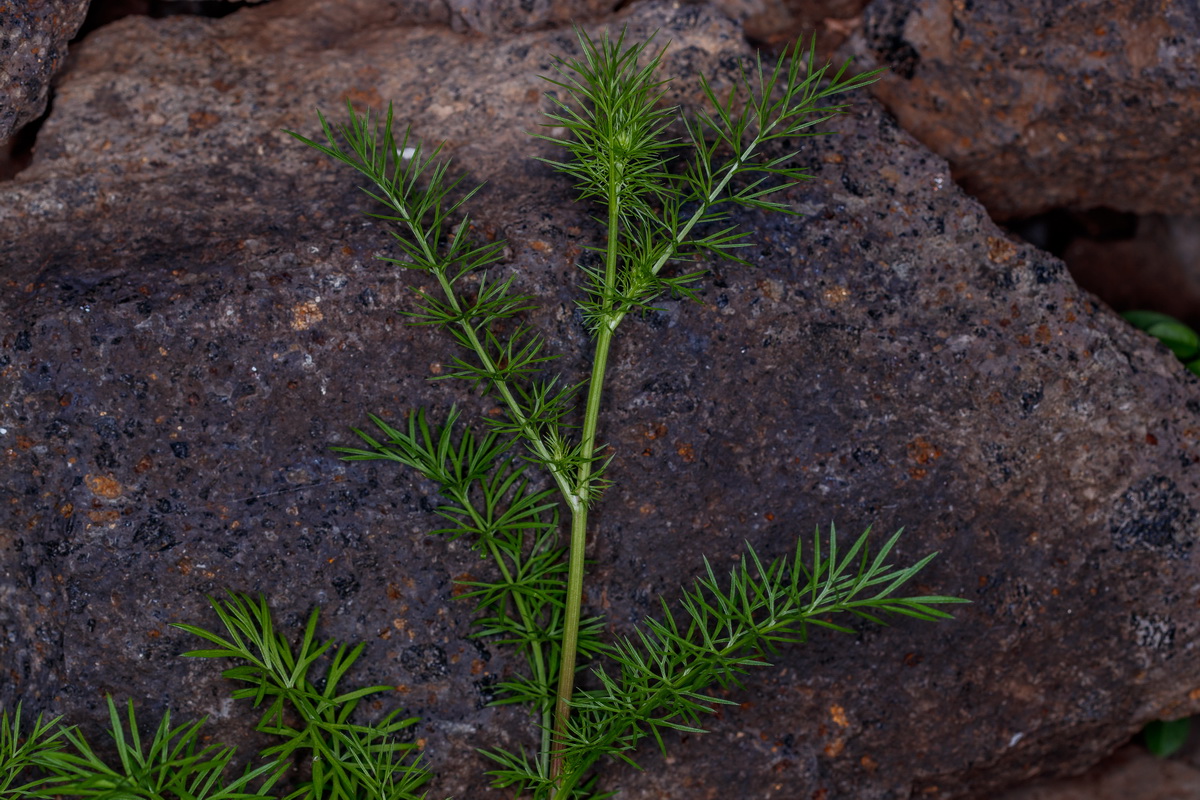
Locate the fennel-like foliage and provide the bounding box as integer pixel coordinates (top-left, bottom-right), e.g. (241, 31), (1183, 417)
(1, 593), (430, 800)
(0, 29), (963, 800)
(286, 27), (963, 798)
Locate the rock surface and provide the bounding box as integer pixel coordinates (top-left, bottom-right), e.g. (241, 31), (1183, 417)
(0, 0), (620, 154)
(997, 745), (1200, 800)
(1061, 214), (1200, 329)
(841, 0), (1200, 219)
(716, 0), (871, 52)
(304, 0), (620, 34)
(0, 0), (90, 140)
(4, 2), (1200, 799)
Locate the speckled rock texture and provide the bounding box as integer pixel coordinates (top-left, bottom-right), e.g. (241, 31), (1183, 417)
(313, 0), (620, 33)
(0, 0), (90, 140)
(713, 0), (871, 51)
(4, 1), (1200, 799)
(840, 0), (1200, 219)
(0, 0), (620, 148)
(207, 0), (623, 31)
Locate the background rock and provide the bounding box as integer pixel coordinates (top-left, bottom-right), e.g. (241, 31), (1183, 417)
(998, 744), (1200, 800)
(841, 0), (1200, 220)
(0, 0), (90, 140)
(4, 1), (1200, 799)
(1057, 214), (1200, 328)
(715, 0), (871, 52)
(0, 0), (624, 179)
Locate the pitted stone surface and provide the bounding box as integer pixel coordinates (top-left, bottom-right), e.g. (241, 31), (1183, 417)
(0, 0), (89, 140)
(842, 0), (1200, 219)
(4, 2), (1200, 799)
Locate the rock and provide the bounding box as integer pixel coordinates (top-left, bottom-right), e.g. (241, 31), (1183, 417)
(715, 0), (871, 53)
(996, 744), (1200, 800)
(840, 0), (1200, 219)
(220, 0), (621, 33)
(437, 0), (620, 33)
(3, 1), (1200, 798)
(0, 0), (90, 141)
(1059, 214), (1200, 329)
(0, 0), (621, 153)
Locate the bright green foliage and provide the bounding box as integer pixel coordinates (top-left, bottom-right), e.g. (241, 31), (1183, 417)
(1, 705), (69, 799)
(1, 596), (432, 800)
(1123, 310), (1200, 375)
(174, 593), (431, 800)
(32, 698), (278, 800)
(1142, 717), (1192, 758)
(286, 25), (962, 800)
(501, 529), (959, 799)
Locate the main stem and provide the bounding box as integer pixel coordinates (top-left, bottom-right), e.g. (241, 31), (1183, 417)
(549, 182), (623, 787)
(543, 77), (780, 791)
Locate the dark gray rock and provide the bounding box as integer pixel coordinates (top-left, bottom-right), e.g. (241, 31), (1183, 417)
(3, 1), (1200, 799)
(841, 0), (1200, 219)
(0, 0), (90, 140)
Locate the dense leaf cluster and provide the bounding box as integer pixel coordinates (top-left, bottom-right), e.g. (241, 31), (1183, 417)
(286, 24), (961, 800)
(2, 594), (428, 800)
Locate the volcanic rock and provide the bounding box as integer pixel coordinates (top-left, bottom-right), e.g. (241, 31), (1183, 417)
(3, 2), (1200, 799)
(0, 0), (90, 140)
(841, 0), (1200, 219)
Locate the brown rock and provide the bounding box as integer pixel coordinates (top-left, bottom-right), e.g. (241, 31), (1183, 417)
(0, 0), (90, 140)
(841, 0), (1200, 219)
(1061, 214), (1200, 328)
(3, 1), (1200, 799)
(717, 0), (871, 53)
(997, 745), (1200, 800)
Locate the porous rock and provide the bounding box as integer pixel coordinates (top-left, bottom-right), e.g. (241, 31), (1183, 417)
(3, 1), (1200, 798)
(0, 0), (90, 140)
(840, 0), (1200, 219)
(713, 0), (871, 52)
(421, 0), (620, 33)
(219, 0), (622, 32)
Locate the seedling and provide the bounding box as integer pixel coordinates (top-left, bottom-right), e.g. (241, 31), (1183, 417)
(287, 27), (963, 799)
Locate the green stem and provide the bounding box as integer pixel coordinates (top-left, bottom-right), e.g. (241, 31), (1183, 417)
(547, 129), (759, 788)
(609, 138), (761, 330)
(363, 165), (577, 508)
(549, 182), (623, 787)
(431, 256), (579, 507)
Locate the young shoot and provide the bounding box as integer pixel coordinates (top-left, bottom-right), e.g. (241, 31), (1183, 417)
(288, 27), (964, 800)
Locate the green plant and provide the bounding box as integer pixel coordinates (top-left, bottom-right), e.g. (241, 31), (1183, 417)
(1142, 717), (1192, 758)
(1, 593), (431, 800)
(1123, 310), (1200, 376)
(1, 705), (69, 799)
(286, 26), (965, 800)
